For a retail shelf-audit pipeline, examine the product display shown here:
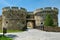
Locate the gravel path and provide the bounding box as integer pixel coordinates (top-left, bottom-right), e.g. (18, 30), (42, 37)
(1, 29), (60, 40)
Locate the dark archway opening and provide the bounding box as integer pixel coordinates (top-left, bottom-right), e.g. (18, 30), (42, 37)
(26, 20), (35, 29)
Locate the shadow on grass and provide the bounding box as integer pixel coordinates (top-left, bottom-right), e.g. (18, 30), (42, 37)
(6, 34), (18, 38)
(0, 34), (18, 40)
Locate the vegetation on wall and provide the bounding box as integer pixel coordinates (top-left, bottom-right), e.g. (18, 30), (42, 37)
(44, 13), (53, 26)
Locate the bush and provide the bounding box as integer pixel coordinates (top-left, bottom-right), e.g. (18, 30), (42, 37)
(44, 14), (53, 26)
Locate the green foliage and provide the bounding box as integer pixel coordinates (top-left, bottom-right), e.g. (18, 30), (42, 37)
(0, 36), (12, 40)
(44, 13), (53, 26)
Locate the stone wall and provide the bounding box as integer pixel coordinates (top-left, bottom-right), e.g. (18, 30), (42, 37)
(2, 7), (27, 30)
(0, 16), (2, 30)
(44, 26), (60, 32)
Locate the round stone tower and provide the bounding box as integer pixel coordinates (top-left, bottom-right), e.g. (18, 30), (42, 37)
(34, 7), (58, 27)
(2, 7), (27, 30)
(2, 7), (10, 28)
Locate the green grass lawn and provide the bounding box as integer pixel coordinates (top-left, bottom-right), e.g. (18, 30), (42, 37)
(0, 36), (12, 40)
(0, 30), (23, 33)
(7, 30), (23, 33)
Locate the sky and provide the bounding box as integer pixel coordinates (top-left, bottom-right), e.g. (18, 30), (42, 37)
(0, 0), (60, 26)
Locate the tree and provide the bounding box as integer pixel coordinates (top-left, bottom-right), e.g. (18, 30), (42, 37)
(44, 13), (53, 26)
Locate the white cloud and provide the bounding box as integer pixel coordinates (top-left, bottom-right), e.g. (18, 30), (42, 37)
(1, 0), (22, 6)
(0, 0), (13, 6)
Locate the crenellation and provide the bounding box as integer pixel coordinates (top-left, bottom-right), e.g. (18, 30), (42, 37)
(11, 7), (19, 9)
(2, 7), (10, 9)
(53, 7), (58, 13)
(11, 7), (19, 11)
(34, 7), (58, 14)
(53, 7), (58, 10)
(34, 8), (43, 14)
(2, 7), (27, 12)
(44, 7), (52, 9)
(20, 7), (27, 12)
(2, 7), (10, 11)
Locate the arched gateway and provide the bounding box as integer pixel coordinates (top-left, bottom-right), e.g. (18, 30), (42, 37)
(26, 20), (35, 29)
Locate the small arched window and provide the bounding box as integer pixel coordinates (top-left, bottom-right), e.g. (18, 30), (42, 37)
(41, 22), (43, 24)
(6, 21), (8, 24)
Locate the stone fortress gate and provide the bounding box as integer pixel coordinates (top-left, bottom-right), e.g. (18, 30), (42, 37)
(2, 7), (58, 30)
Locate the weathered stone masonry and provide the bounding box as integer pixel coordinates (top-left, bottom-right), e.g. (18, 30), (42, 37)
(1, 7), (58, 30)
